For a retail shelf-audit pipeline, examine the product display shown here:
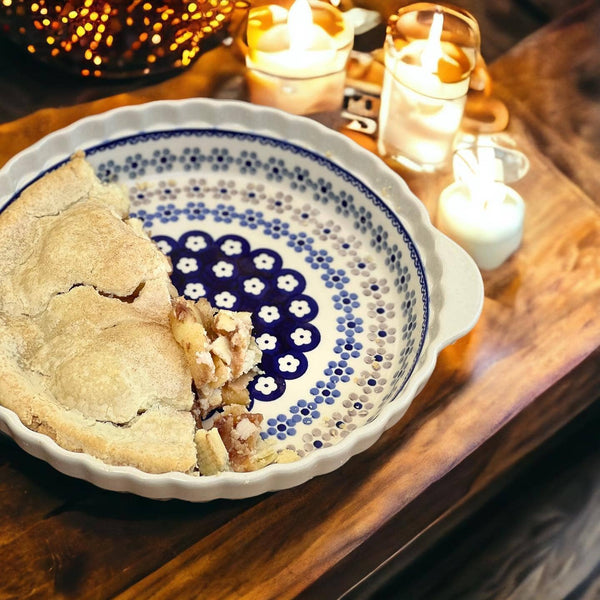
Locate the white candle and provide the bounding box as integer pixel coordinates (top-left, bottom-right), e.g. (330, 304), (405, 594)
(245, 0), (353, 116)
(437, 179), (525, 270)
(377, 4), (479, 172)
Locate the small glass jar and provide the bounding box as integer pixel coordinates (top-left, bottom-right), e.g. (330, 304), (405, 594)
(377, 3), (480, 172)
(240, 0), (353, 121)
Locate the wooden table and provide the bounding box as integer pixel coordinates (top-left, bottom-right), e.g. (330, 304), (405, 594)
(1, 2), (599, 598)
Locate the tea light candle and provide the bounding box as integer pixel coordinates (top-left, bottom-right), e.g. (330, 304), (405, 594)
(244, 0), (353, 116)
(377, 4), (480, 172)
(437, 147), (525, 270)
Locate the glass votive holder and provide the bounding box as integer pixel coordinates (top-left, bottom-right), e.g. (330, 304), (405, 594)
(377, 3), (480, 173)
(242, 0), (353, 121)
(453, 134), (530, 184)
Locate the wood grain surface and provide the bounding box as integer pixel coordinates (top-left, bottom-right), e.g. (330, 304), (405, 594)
(355, 400), (600, 599)
(490, 0), (600, 202)
(0, 2), (599, 599)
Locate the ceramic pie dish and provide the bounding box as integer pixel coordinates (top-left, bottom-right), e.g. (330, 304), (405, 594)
(0, 98), (483, 501)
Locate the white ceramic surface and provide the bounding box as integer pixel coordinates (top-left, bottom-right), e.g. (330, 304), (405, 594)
(0, 99), (483, 501)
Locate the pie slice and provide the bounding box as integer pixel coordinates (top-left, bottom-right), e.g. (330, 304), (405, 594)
(0, 153), (277, 475)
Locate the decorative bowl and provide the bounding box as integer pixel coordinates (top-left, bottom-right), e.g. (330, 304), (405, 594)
(0, 98), (483, 501)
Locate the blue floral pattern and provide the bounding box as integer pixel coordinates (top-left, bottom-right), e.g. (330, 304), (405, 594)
(76, 128), (429, 457)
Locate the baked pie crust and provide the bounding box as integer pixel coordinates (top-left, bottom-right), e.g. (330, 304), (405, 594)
(0, 154), (272, 475)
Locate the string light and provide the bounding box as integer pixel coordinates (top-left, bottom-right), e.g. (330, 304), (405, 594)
(0, 0), (247, 77)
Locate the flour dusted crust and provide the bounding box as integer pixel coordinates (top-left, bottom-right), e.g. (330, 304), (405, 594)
(0, 154), (287, 476)
(0, 158), (171, 317)
(0, 154), (198, 473)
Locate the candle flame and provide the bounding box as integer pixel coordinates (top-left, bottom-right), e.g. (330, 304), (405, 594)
(421, 9), (444, 73)
(457, 144), (506, 210)
(288, 0), (314, 52)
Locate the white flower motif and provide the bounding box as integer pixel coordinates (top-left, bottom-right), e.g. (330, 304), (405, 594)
(220, 239), (243, 256)
(212, 260), (234, 278)
(289, 299), (311, 318)
(177, 257), (198, 274)
(156, 240), (172, 255)
(290, 327), (312, 346)
(214, 291), (237, 308)
(253, 252), (275, 270)
(243, 277), (266, 296)
(254, 376), (278, 395)
(185, 235), (207, 252)
(278, 354), (300, 373)
(258, 305), (280, 323)
(184, 282), (206, 300)
(277, 274), (299, 292)
(256, 333), (277, 351)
